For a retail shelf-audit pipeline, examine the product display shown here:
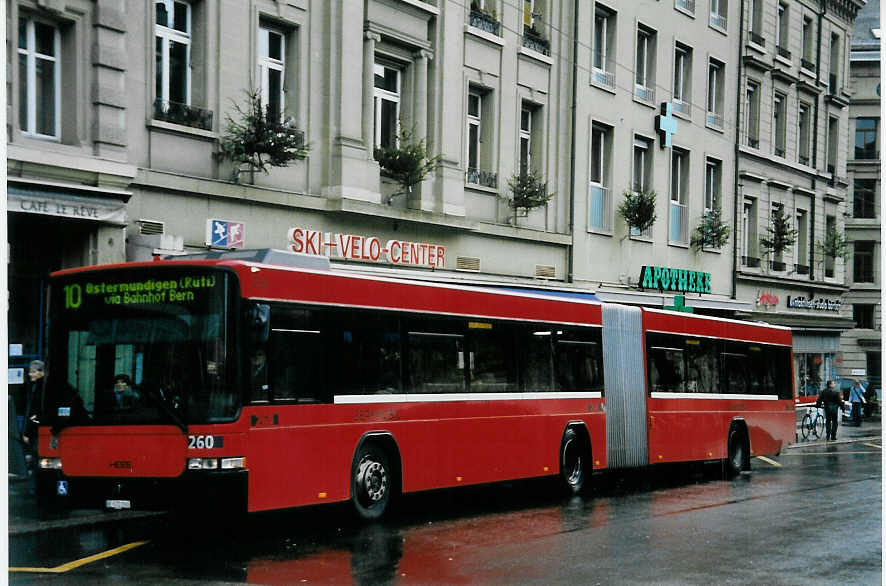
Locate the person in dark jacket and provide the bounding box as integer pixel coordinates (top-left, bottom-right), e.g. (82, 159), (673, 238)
(816, 380), (842, 441)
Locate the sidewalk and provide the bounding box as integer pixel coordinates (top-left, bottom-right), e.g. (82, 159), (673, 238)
(789, 415), (881, 448)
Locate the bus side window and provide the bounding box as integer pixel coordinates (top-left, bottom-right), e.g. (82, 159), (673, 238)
(264, 306), (328, 404)
(647, 333), (685, 394)
(405, 317), (465, 394)
(683, 337), (718, 394)
(555, 327), (604, 393)
(520, 325), (555, 393)
(721, 342), (750, 395)
(327, 309), (401, 396)
(467, 321), (517, 393)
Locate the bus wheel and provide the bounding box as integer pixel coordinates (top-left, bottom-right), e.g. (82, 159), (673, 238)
(726, 428), (748, 478)
(351, 443), (391, 520)
(560, 428), (591, 496)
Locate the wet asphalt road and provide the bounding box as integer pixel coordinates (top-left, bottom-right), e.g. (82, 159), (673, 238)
(9, 438), (882, 585)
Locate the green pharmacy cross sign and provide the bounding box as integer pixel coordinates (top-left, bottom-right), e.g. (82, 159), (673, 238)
(639, 265), (712, 294)
(664, 295), (694, 313)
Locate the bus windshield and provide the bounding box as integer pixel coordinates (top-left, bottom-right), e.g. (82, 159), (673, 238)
(47, 267), (238, 428)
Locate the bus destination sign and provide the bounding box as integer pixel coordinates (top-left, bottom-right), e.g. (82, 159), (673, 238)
(288, 227), (445, 268)
(62, 274), (220, 310)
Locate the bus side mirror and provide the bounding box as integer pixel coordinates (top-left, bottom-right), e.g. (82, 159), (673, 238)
(248, 304), (270, 344)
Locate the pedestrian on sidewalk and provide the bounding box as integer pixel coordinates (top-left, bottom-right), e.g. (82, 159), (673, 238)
(817, 380), (842, 440)
(849, 378), (867, 427)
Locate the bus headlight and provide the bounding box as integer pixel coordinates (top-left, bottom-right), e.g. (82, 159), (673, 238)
(220, 457), (245, 470)
(39, 457), (62, 470)
(187, 458), (218, 470)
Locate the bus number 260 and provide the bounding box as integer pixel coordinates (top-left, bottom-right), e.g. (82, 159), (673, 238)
(188, 435), (216, 449)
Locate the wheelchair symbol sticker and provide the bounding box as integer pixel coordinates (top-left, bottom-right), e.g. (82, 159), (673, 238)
(57, 480), (69, 496)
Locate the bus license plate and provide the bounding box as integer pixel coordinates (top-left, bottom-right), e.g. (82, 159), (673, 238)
(106, 499), (131, 510)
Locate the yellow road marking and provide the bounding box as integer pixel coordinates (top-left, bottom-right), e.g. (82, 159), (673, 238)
(10, 540), (149, 574)
(755, 456), (781, 467)
(863, 442), (881, 449)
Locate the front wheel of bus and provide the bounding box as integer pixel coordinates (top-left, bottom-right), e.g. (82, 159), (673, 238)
(352, 444), (391, 520)
(560, 428), (591, 496)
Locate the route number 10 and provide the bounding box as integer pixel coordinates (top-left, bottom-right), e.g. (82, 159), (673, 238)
(64, 284), (82, 309)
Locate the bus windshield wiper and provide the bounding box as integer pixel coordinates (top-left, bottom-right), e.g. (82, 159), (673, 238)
(145, 387), (188, 434)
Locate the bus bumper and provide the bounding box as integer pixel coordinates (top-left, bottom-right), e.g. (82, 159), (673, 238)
(36, 468), (248, 514)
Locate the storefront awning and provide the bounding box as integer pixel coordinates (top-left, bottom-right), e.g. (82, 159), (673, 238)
(8, 181), (129, 225)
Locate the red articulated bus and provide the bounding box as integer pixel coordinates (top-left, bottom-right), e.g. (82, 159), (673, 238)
(37, 249), (795, 518)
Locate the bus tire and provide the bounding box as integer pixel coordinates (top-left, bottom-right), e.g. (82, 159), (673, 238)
(560, 427), (591, 496)
(726, 427), (748, 478)
(351, 443), (392, 520)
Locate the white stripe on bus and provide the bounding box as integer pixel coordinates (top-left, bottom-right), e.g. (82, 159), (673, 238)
(333, 391), (603, 404)
(650, 392), (779, 401)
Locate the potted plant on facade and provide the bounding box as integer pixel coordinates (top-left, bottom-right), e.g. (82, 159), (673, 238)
(617, 189), (657, 236)
(374, 127), (441, 205)
(690, 207), (731, 252)
(816, 225), (850, 268)
(505, 168), (553, 223)
(759, 205), (798, 271)
(218, 89), (309, 183)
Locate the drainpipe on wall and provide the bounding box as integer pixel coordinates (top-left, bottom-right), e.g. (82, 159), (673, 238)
(732, 0), (747, 300)
(567, 0), (579, 283)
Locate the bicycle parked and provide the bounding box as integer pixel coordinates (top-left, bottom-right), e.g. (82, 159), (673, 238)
(800, 406), (825, 441)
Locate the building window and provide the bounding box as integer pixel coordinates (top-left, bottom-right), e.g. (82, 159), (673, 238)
(155, 0), (191, 108)
(710, 0), (727, 29)
(742, 198), (759, 266)
(669, 148), (689, 244)
(776, 3), (789, 56)
(745, 80), (760, 148)
(257, 26), (285, 122)
(801, 16), (814, 69)
(824, 214), (836, 277)
(465, 88), (496, 188)
(374, 63), (400, 149)
(749, 0), (764, 46)
(635, 26), (656, 103)
(519, 106), (532, 174)
(705, 158), (721, 211)
(795, 209), (808, 271)
(632, 136), (653, 237)
(829, 33), (841, 92)
(592, 7), (616, 90)
(854, 241), (875, 283)
(855, 118), (879, 159)
(770, 203), (787, 267)
(673, 44), (691, 116)
(854, 305), (875, 329)
(707, 59), (724, 129)
(18, 17), (60, 138)
(853, 179), (877, 219)
(589, 123), (612, 232)
(773, 92), (786, 157)
(798, 102), (811, 165)
(827, 116), (839, 174)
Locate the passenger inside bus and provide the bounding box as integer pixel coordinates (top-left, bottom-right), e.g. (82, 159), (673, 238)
(110, 374), (140, 410)
(251, 348), (269, 399)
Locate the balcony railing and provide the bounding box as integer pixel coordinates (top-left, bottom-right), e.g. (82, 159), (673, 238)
(706, 111), (724, 129)
(635, 84), (655, 103)
(466, 168), (498, 189)
(469, 10), (501, 36)
(669, 201), (688, 244)
(795, 264), (810, 275)
(522, 29), (550, 56)
(801, 57), (815, 71)
(672, 99), (690, 117)
(770, 260), (786, 272)
(776, 45), (791, 60)
(710, 12), (727, 29)
(742, 256), (761, 268)
(592, 60), (616, 91)
(675, 0), (695, 14)
(153, 99), (213, 131)
(748, 31), (765, 47)
(854, 147), (879, 160)
(589, 184), (612, 232)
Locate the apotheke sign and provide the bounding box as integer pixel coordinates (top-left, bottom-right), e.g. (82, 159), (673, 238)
(786, 295), (842, 312)
(639, 265), (712, 293)
(287, 227), (445, 268)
